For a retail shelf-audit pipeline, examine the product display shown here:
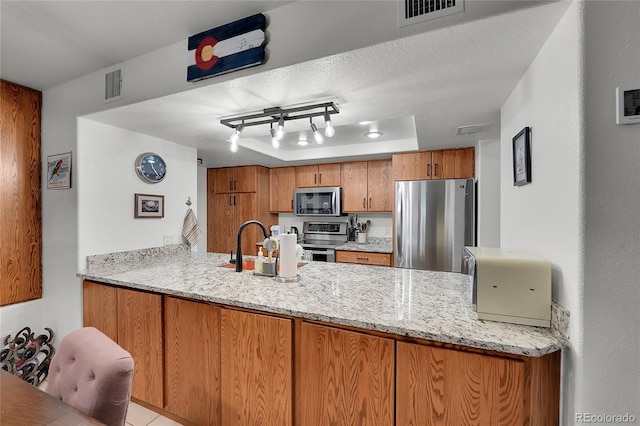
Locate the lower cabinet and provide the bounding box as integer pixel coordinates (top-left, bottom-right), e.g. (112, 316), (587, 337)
(83, 281), (163, 407)
(164, 297), (221, 425)
(221, 308), (293, 426)
(397, 342), (524, 425)
(296, 322), (395, 426)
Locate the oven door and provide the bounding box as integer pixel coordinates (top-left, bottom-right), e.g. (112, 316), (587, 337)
(305, 248), (335, 262)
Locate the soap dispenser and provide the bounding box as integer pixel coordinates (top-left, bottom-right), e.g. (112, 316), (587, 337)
(256, 247), (265, 274)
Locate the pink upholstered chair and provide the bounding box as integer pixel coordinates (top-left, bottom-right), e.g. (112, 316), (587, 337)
(46, 327), (134, 426)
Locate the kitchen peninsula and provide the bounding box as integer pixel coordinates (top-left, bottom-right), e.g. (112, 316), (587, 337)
(78, 245), (567, 425)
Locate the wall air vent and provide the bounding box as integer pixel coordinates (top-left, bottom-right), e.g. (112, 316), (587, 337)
(400, 0), (464, 27)
(104, 68), (123, 102)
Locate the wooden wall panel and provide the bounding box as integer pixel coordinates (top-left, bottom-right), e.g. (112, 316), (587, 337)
(220, 309), (292, 426)
(164, 297), (221, 425)
(0, 80), (42, 306)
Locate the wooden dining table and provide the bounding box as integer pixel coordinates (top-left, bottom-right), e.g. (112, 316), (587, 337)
(0, 370), (104, 425)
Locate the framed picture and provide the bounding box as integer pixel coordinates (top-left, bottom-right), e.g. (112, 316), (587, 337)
(512, 127), (531, 186)
(134, 193), (164, 218)
(47, 152), (72, 189)
(616, 86), (640, 124)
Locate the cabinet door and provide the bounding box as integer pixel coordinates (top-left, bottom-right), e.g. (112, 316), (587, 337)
(117, 288), (163, 407)
(367, 159), (393, 211)
(212, 168), (236, 193)
(212, 193), (235, 254)
(392, 151), (432, 180)
(317, 163), (341, 186)
(165, 297), (221, 425)
(341, 161), (369, 212)
(297, 322), (394, 426)
(295, 165), (319, 187)
(430, 150), (443, 179)
(235, 193), (261, 254)
(440, 148), (475, 179)
(396, 342), (524, 426)
(1, 81), (42, 306)
(221, 309), (292, 426)
(233, 166), (257, 192)
(270, 167), (296, 212)
(82, 281), (118, 342)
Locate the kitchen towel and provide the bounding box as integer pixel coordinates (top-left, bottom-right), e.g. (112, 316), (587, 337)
(182, 208), (202, 246)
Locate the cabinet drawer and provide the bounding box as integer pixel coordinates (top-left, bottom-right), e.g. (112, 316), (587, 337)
(336, 250), (392, 266)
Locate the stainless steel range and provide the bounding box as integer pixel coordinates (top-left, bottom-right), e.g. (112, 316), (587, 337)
(299, 221), (348, 262)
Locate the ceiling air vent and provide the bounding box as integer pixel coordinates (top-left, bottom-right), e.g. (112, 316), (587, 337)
(104, 68), (123, 102)
(456, 123), (492, 136)
(400, 0), (464, 27)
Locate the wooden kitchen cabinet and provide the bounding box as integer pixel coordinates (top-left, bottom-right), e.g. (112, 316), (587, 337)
(1, 80), (42, 306)
(221, 309), (293, 426)
(208, 167), (276, 254)
(270, 166), (296, 212)
(336, 250), (392, 266)
(295, 163), (341, 187)
(211, 165), (260, 193)
(297, 322), (395, 426)
(341, 159), (393, 212)
(164, 297), (221, 425)
(393, 148), (475, 181)
(83, 281), (164, 408)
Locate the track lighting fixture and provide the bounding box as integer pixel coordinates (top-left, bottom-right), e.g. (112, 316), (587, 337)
(221, 101), (338, 151)
(310, 118), (324, 144)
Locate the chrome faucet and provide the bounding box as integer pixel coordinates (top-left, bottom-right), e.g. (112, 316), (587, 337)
(236, 220), (269, 272)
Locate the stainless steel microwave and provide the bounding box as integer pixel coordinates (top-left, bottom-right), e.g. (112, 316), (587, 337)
(293, 187), (342, 216)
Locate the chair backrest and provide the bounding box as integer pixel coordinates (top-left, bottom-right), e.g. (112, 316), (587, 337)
(46, 327), (134, 426)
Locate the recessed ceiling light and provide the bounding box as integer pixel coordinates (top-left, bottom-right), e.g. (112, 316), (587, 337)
(359, 120), (373, 125)
(296, 139), (309, 146)
(364, 131), (383, 139)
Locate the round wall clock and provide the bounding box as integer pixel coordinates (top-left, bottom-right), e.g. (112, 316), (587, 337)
(135, 152), (167, 184)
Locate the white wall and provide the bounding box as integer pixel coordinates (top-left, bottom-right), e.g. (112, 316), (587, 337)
(77, 119), (197, 260)
(581, 0), (640, 417)
(500, 2), (583, 422)
(475, 139), (501, 247)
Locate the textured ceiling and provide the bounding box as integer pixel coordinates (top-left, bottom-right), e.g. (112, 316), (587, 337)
(1, 1), (571, 167)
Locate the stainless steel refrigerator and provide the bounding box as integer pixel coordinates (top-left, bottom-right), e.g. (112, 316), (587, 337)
(394, 178), (475, 272)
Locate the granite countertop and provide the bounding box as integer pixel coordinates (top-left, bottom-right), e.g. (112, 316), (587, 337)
(335, 237), (392, 253)
(78, 246), (568, 357)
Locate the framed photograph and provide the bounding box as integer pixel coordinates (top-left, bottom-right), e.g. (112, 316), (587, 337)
(616, 86), (640, 124)
(512, 127), (531, 186)
(134, 193), (164, 218)
(47, 152), (72, 189)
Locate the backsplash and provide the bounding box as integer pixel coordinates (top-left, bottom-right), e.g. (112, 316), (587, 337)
(85, 244), (189, 268)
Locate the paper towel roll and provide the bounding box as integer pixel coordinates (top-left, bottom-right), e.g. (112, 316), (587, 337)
(279, 233), (297, 278)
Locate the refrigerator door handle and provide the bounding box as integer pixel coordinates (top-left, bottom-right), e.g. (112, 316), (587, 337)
(396, 185), (403, 261)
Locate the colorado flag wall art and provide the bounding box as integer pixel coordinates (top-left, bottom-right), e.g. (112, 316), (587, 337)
(187, 13), (267, 82)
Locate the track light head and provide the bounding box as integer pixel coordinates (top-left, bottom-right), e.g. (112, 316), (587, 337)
(270, 126), (280, 148)
(324, 110), (335, 137)
(310, 120), (324, 144)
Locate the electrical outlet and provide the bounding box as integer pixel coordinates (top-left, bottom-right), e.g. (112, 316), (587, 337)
(163, 234), (173, 245)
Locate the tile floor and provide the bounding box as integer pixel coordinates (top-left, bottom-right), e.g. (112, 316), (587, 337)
(38, 379), (183, 426)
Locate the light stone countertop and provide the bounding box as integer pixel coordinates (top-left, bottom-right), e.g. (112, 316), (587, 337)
(78, 247), (568, 357)
(335, 237), (392, 254)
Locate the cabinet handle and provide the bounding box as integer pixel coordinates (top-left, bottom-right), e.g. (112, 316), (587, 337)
(229, 180), (233, 191)
(369, 198), (371, 209)
(234, 196), (237, 205)
(434, 163), (438, 176)
(357, 256), (369, 261)
(319, 173), (322, 184)
(291, 200), (294, 210)
(228, 196), (232, 205)
(427, 164), (431, 177)
(314, 174), (317, 184)
(234, 180), (237, 190)
(363, 198), (366, 208)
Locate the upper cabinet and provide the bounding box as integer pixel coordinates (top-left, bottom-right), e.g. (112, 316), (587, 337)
(295, 163), (341, 187)
(212, 166), (258, 193)
(341, 159), (393, 213)
(393, 148), (475, 181)
(270, 167), (296, 213)
(1, 80), (42, 306)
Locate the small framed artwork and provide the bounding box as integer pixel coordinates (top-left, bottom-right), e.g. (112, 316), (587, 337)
(134, 193), (164, 218)
(512, 127), (531, 186)
(47, 152), (72, 189)
(616, 86), (640, 124)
